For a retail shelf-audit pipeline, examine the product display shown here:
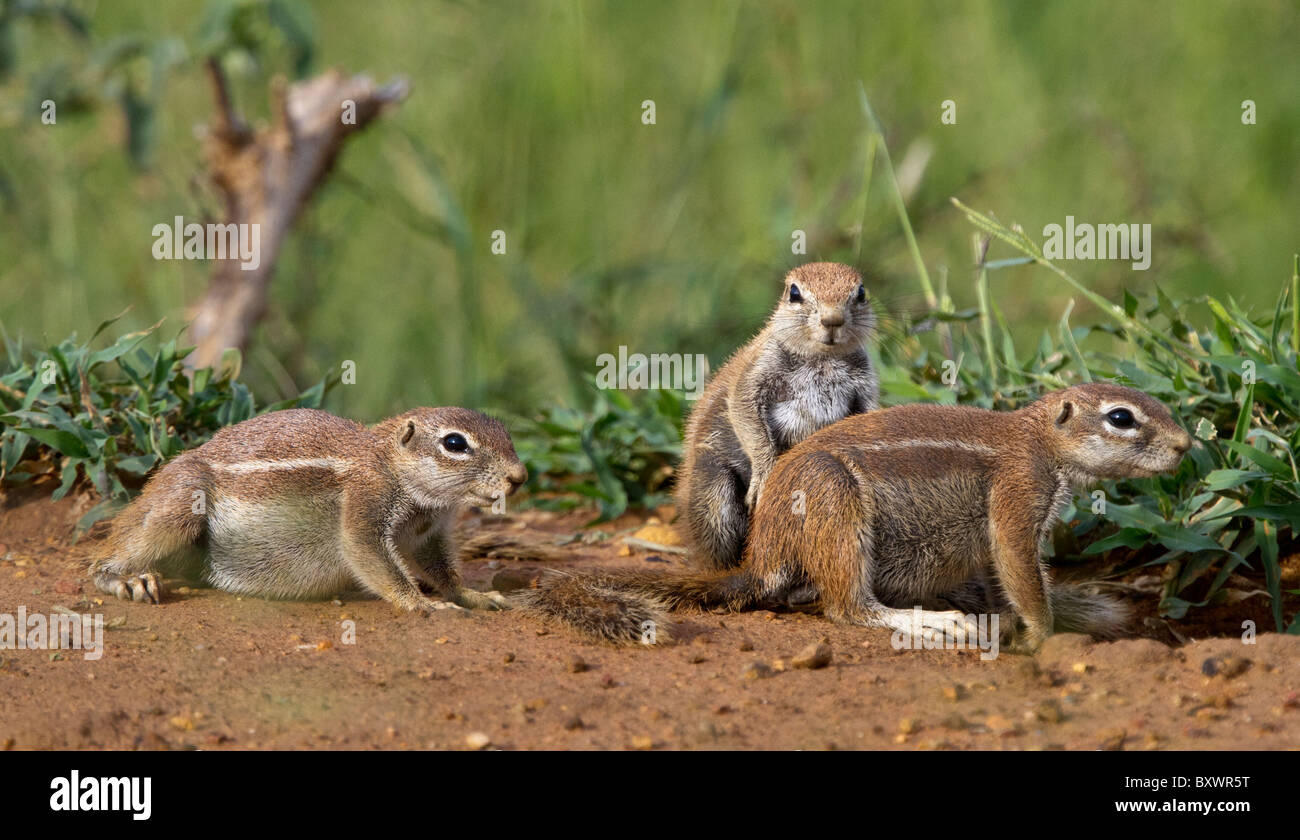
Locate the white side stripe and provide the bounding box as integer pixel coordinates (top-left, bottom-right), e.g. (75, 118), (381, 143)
(852, 439), (997, 456)
(214, 458), (347, 473)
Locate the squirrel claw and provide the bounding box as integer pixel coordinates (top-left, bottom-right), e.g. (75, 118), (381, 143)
(96, 571), (162, 604)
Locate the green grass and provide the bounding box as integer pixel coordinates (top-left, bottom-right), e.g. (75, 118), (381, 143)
(2, 1), (1298, 417)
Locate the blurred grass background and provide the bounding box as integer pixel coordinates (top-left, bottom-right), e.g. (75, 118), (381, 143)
(1, 0), (1297, 420)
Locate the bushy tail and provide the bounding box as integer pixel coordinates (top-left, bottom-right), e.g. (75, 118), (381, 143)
(512, 568), (757, 644)
(1049, 583), (1131, 639)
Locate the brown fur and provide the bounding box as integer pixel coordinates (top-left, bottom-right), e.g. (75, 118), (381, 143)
(676, 262), (878, 571)
(524, 384), (1192, 648)
(89, 407), (527, 612)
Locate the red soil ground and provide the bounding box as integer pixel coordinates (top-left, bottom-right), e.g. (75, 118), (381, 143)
(1, 483), (1297, 750)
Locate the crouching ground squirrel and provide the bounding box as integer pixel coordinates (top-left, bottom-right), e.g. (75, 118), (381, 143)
(521, 383), (1192, 647)
(677, 262), (878, 571)
(89, 407), (528, 612)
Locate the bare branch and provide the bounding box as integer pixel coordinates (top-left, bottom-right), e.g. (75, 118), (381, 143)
(185, 69), (409, 370)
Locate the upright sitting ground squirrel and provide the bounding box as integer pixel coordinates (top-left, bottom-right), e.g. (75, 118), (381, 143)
(521, 383), (1191, 646)
(677, 261), (878, 571)
(90, 407), (527, 612)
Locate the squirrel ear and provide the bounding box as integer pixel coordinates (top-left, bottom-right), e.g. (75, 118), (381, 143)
(400, 420), (416, 447)
(1055, 401), (1073, 426)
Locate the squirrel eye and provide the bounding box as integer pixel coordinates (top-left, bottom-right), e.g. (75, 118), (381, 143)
(442, 433), (470, 453)
(788, 284), (802, 303)
(1106, 408), (1136, 429)
(855, 284), (866, 304)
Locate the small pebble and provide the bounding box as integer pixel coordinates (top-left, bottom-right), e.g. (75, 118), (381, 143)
(1097, 728), (1127, 751)
(1035, 700), (1065, 724)
(791, 641), (832, 670)
(1201, 655), (1251, 679)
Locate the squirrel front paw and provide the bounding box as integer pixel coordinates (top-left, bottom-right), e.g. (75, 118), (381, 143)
(454, 588), (511, 611)
(94, 571), (163, 604)
(417, 598), (465, 613)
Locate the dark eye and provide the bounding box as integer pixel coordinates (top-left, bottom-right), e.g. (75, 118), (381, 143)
(442, 433), (469, 453)
(855, 284), (866, 304)
(788, 284), (802, 303)
(1106, 408), (1136, 429)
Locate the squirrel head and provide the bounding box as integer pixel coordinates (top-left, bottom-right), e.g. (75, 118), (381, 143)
(1038, 383), (1192, 481)
(379, 407), (527, 510)
(770, 262), (876, 357)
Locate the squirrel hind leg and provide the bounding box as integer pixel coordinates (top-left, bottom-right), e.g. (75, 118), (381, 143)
(90, 468), (209, 604)
(680, 455), (748, 572)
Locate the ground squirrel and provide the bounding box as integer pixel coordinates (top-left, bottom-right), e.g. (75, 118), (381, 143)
(89, 407), (528, 613)
(521, 383), (1191, 646)
(676, 261), (878, 571)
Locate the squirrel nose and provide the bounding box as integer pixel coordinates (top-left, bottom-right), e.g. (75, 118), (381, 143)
(1175, 431), (1193, 454)
(820, 309), (845, 328)
(506, 464), (528, 492)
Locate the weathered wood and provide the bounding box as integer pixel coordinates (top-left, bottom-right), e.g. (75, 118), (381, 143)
(186, 59), (408, 369)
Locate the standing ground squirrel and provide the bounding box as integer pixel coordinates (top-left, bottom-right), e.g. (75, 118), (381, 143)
(89, 407), (527, 612)
(521, 383), (1191, 646)
(676, 262), (878, 571)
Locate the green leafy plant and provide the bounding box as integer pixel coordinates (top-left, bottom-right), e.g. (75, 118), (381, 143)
(0, 311), (330, 533)
(510, 377), (682, 522)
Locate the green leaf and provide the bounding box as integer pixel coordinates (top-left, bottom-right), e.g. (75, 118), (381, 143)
(16, 427), (91, 459)
(1231, 381), (1254, 444)
(74, 496), (128, 540)
(1100, 501), (1170, 531)
(86, 318), (164, 371)
(114, 454), (159, 475)
(1204, 502), (1300, 531)
(1058, 299), (1091, 382)
(1257, 519), (1284, 633)
(1082, 527), (1151, 555)
(1201, 469), (1271, 492)
(1151, 523), (1227, 555)
(1159, 596), (1194, 620)
(89, 307), (132, 343)
(1223, 439), (1293, 479)
(52, 459), (79, 501)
